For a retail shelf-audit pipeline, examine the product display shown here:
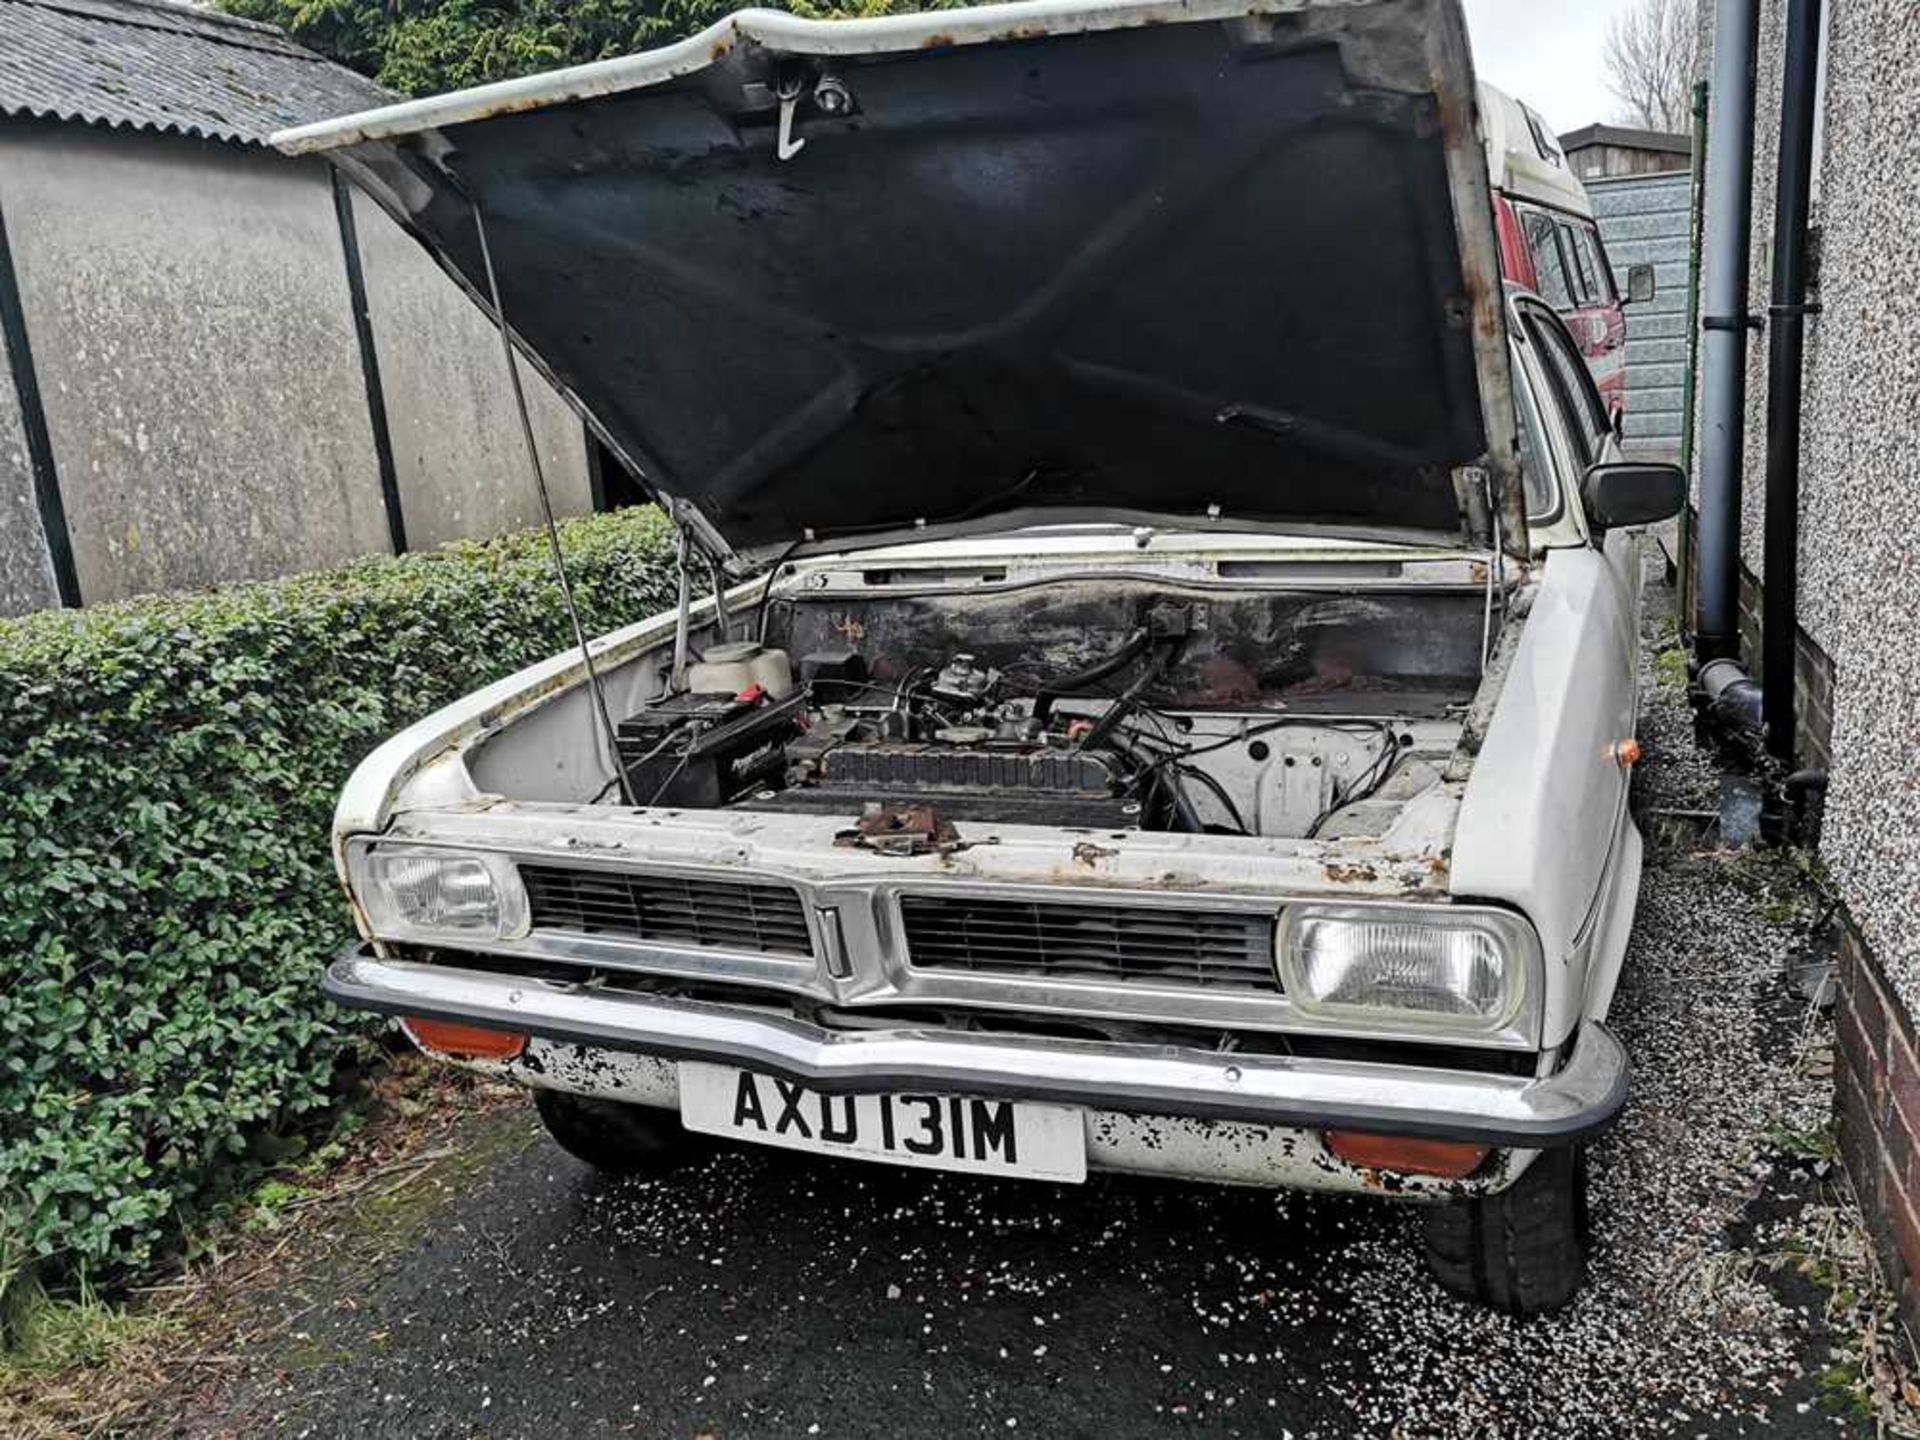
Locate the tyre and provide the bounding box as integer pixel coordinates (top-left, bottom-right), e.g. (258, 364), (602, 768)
(1422, 1146), (1589, 1315)
(533, 1088), (691, 1173)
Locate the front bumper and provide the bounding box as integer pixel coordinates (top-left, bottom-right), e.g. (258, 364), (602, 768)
(327, 946), (1628, 1148)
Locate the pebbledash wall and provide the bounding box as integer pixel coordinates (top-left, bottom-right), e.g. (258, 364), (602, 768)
(1697, 0), (1920, 1331)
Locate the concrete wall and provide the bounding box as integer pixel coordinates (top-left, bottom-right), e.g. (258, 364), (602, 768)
(0, 317), (58, 616)
(0, 124), (393, 602)
(1589, 170), (1693, 458)
(350, 190), (591, 552)
(0, 119), (596, 615)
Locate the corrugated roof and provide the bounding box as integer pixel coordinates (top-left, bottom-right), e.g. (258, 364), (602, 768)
(0, 0), (395, 148)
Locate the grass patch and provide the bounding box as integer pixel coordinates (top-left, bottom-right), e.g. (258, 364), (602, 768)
(0, 1271), (183, 1440)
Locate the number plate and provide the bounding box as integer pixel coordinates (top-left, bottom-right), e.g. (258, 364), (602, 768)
(677, 1063), (1087, 1183)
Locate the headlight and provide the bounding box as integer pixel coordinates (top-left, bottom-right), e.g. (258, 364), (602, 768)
(350, 846), (529, 943)
(1276, 904), (1537, 1033)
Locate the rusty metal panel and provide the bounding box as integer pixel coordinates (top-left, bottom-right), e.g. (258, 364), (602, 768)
(435, 1037), (1538, 1198)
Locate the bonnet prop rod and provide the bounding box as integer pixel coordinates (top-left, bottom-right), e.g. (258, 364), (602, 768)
(471, 198), (636, 806)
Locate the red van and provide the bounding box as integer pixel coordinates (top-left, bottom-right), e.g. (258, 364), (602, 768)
(1481, 85), (1653, 422)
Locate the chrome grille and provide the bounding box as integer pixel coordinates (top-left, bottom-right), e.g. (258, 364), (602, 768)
(900, 894), (1278, 991)
(521, 865), (813, 958)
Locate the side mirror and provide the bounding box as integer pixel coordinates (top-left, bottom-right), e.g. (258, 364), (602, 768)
(1582, 461), (1685, 530)
(1624, 263), (1657, 306)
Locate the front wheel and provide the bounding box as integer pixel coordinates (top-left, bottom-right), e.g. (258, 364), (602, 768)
(534, 1089), (692, 1173)
(1422, 1146), (1589, 1315)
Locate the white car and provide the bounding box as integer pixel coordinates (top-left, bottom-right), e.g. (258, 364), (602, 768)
(281, 0), (1683, 1314)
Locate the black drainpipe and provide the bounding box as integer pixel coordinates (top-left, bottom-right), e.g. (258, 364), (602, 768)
(1760, 0), (1824, 766)
(1692, 0), (1764, 733)
(1694, 0), (1761, 667)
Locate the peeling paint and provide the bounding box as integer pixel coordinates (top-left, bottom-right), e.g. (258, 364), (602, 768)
(1322, 861), (1379, 884)
(1071, 840), (1120, 868)
(452, 1036), (1531, 1201)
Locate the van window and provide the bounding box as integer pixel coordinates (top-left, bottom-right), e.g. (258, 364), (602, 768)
(1524, 108), (1567, 169)
(1570, 225), (1617, 305)
(1521, 210), (1574, 309)
(1559, 221), (1598, 304)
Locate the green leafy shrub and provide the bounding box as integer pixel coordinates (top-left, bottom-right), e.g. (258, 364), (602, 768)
(218, 0), (971, 97)
(0, 508), (676, 1288)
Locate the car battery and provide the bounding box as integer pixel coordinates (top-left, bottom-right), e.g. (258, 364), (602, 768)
(616, 689), (805, 807)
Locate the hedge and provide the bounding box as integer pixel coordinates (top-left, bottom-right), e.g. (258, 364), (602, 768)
(0, 508), (677, 1287)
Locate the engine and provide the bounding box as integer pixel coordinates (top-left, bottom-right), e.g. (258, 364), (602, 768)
(617, 642), (1143, 827)
(613, 600), (1427, 841)
(774, 650), (1138, 827)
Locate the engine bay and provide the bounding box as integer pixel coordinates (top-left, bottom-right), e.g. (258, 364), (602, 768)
(609, 580), (1485, 844)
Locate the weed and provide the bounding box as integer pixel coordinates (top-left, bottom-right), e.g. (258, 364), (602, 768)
(241, 1179), (312, 1234)
(1654, 645), (1690, 692)
(1816, 1361), (1875, 1420)
(0, 1274), (176, 1377)
(1718, 844), (1837, 932)
(1748, 1174), (1920, 1432)
(1766, 1122), (1842, 1166)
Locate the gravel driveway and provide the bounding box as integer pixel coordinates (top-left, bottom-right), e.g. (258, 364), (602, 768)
(160, 575), (1862, 1440)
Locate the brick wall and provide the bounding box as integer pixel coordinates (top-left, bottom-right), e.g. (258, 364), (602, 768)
(1837, 921), (1920, 1339)
(1733, 561), (1838, 775)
